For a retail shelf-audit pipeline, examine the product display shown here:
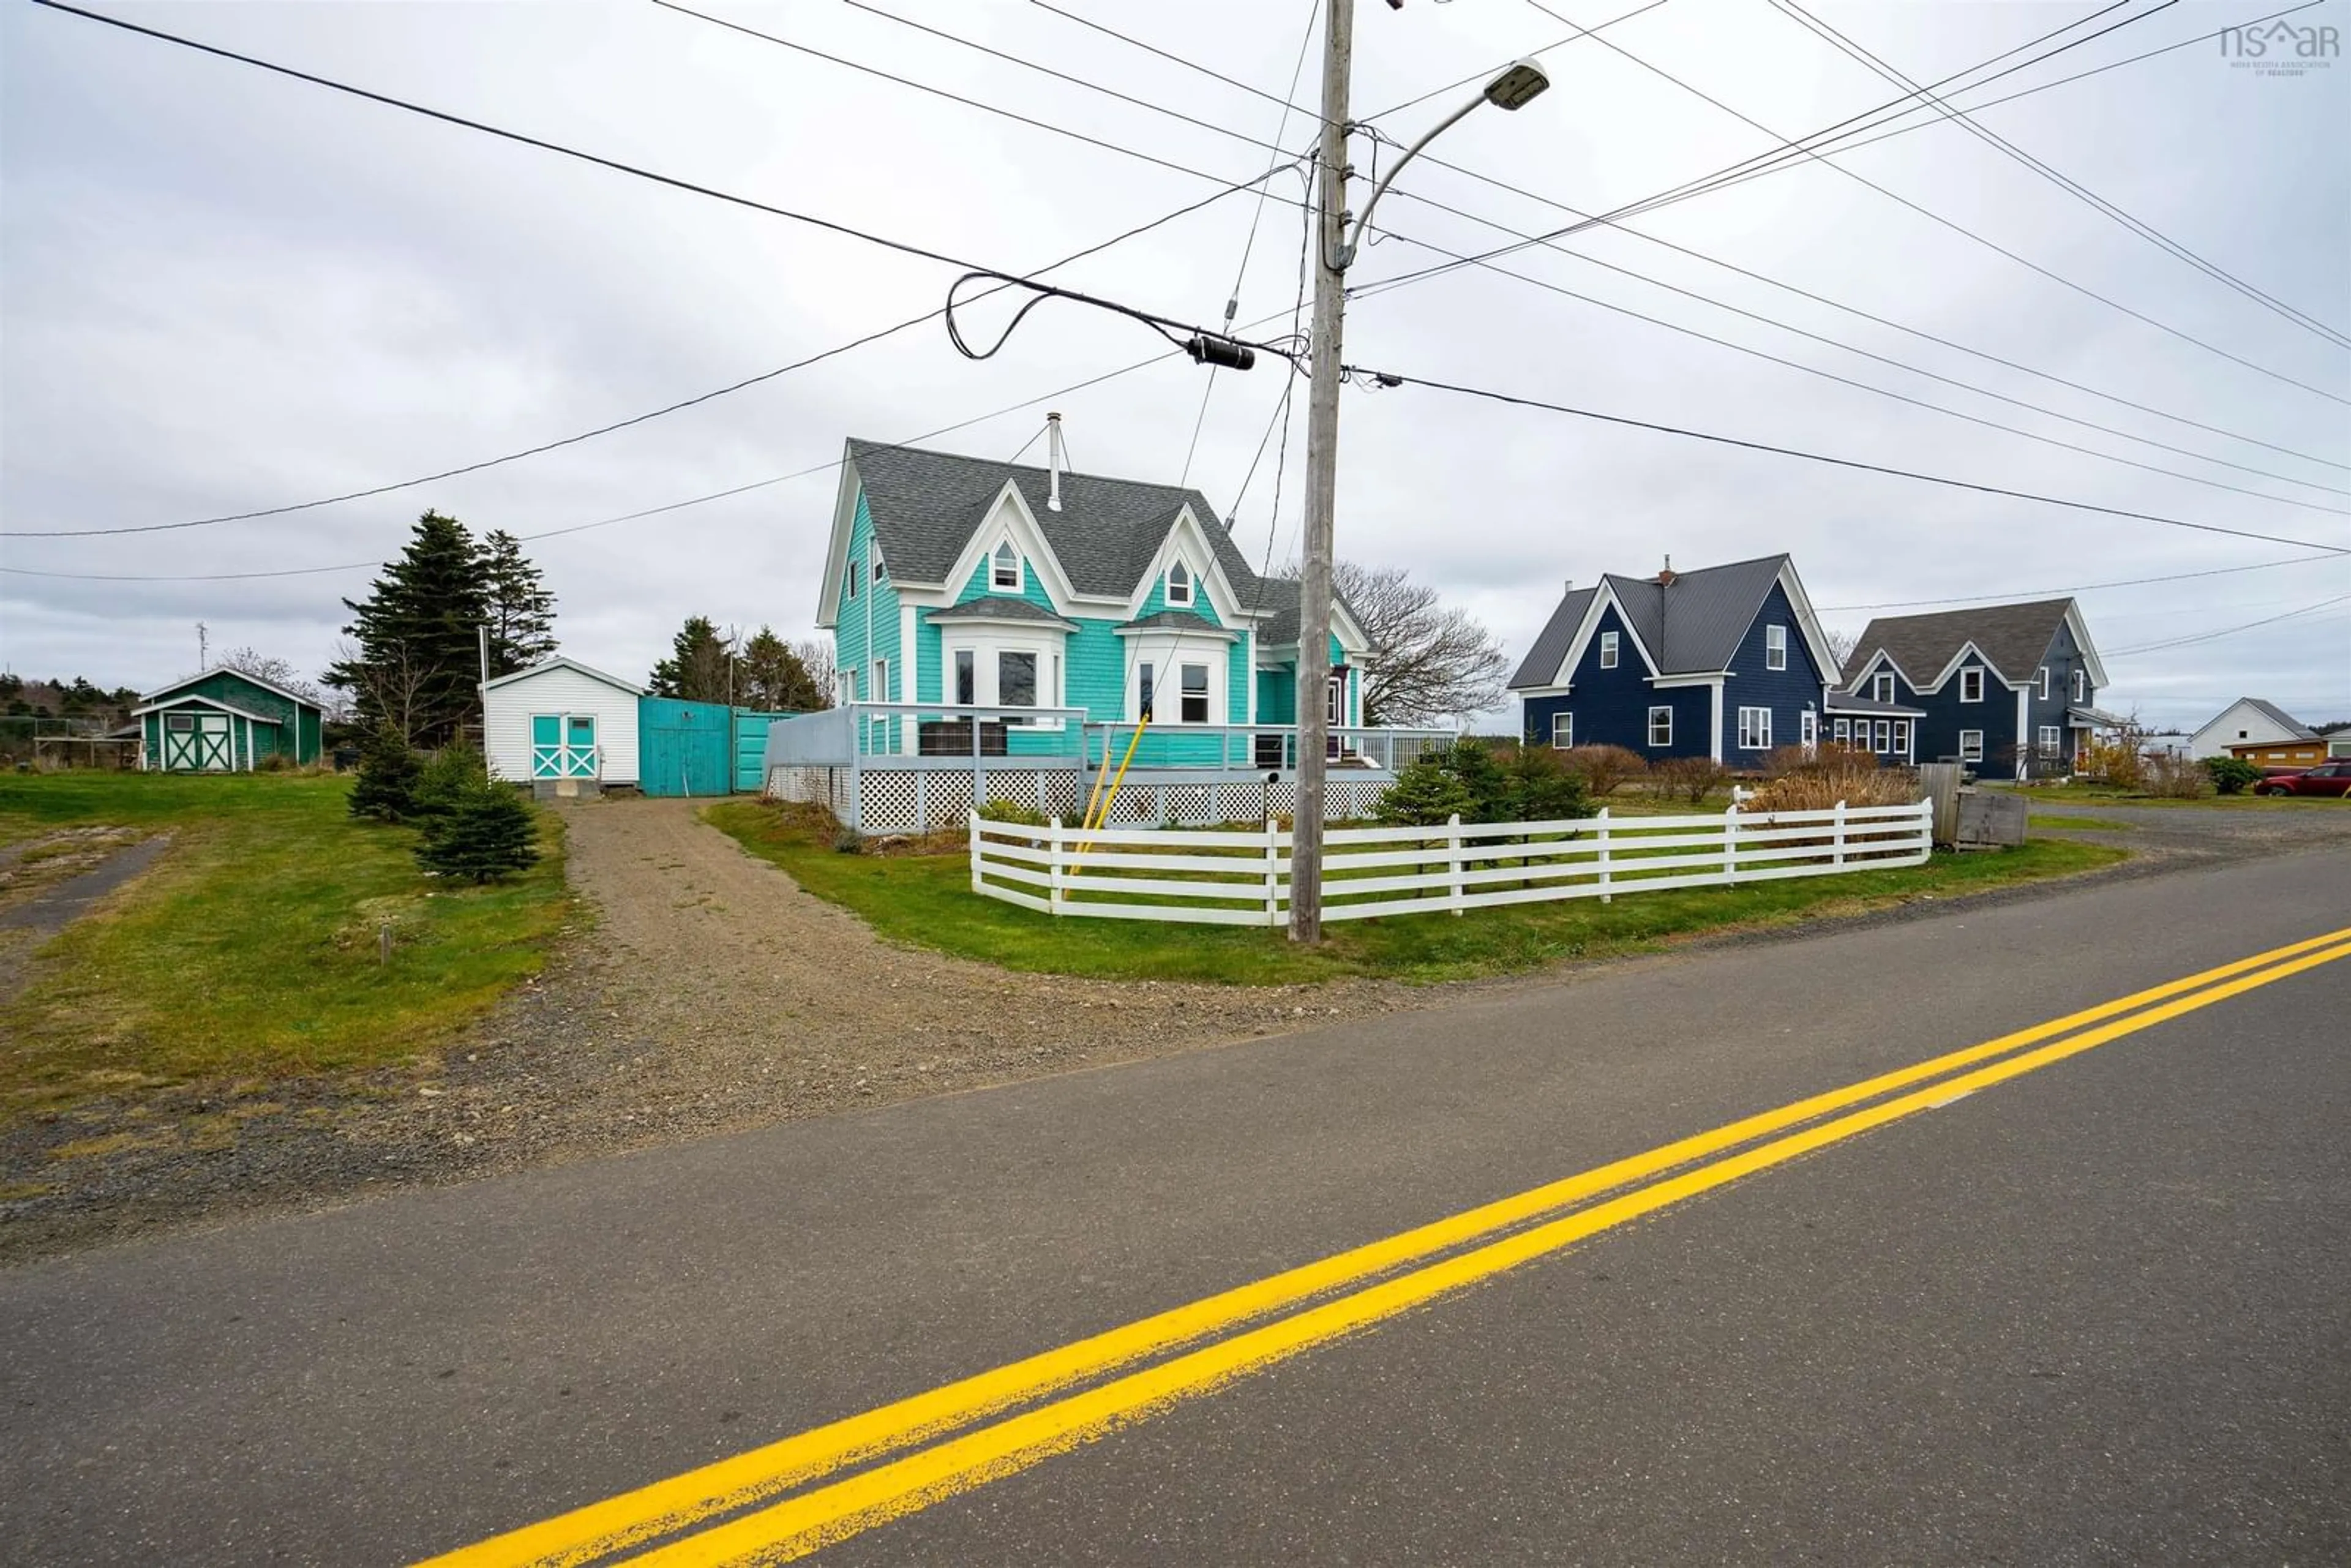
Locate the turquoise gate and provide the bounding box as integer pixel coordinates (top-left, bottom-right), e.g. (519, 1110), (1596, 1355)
(639, 699), (798, 797)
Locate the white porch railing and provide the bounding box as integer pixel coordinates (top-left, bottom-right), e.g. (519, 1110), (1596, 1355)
(970, 799), (1935, 925)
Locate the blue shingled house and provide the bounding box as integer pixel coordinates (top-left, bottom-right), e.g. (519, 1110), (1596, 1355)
(1835, 598), (2118, 777)
(1507, 555), (1848, 766)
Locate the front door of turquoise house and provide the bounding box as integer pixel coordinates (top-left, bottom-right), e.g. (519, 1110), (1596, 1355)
(162, 711), (234, 771)
(530, 714), (599, 779)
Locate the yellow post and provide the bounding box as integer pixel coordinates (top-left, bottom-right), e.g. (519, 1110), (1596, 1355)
(1079, 716), (1150, 850)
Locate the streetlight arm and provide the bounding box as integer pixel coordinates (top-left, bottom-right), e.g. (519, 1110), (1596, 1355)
(1335, 95), (1485, 271)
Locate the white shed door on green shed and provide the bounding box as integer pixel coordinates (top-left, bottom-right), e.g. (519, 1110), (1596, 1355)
(162, 711), (233, 771)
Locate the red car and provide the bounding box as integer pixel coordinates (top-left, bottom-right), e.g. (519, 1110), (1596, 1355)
(2254, 760), (2351, 797)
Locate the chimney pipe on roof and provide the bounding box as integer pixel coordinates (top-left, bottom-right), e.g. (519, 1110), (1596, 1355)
(1046, 411), (1064, 512)
(1657, 553), (1676, 587)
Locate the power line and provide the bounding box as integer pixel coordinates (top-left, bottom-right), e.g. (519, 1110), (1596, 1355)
(1008, 0), (2347, 473)
(1358, 0), (1676, 124)
(1351, 228), (2351, 516)
(1498, 0), (2349, 406)
(2105, 592), (2351, 656)
(1816, 553), (2345, 612)
(11, 0), (1309, 539)
(748, 0), (2351, 503)
(3, 298), (1320, 585)
(1350, 364), (2351, 556)
(1764, 0), (2350, 348)
(1180, 0), (1320, 489)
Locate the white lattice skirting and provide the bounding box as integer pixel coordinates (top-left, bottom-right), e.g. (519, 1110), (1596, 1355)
(765, 766), (1394, 835)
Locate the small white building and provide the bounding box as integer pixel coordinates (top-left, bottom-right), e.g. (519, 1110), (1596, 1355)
(2188, 697), (2311, 760)
(481, 657), (647, 794)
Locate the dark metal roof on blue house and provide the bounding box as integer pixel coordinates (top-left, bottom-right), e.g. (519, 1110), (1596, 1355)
(1510, 556), (1793, 687)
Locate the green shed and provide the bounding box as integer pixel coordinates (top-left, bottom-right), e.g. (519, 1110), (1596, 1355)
(136, 667), (326, 772)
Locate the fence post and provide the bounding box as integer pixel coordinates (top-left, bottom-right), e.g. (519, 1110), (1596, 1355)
(1832, 799), (1848, 868)
(1597, 806), (1613, 904)
(1916, 797), (1935, 861)
(1447, 812), (1464, 917)
(1723, 800), (1739, 881)
(967, 809), (982, 893)
(1264, 812), (1283, 928)
(1048, 816), (1065, 912)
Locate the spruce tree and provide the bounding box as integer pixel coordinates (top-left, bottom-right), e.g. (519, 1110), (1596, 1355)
(737, 626), (820, 711)
(647, 616), (734, 702)
(1373, 754), (1474, 826)
(416, 784), (540, 883)
(1439, 738), (1512, 822)
(349, 722), (424, 822)
(327, 511), (489, 746)
(478, 530), (558, 677)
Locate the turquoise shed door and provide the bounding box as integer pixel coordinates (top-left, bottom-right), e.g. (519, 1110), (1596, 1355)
(531, 715), (599, 779)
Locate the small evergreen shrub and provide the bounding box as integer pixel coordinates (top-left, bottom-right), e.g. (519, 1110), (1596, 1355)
(2203, 756), (2261, 795)
(412, 741), (490, 826)
(1498, 743), (1594, 823)
(414, 782), (541, 882)
(1373, 754), (1475, 826)
(348, 723), (423, 822)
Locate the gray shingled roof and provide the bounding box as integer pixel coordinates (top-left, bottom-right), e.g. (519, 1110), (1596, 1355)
(923, 597), (1078, 629)
(848, 438), (1265, 599)
(1509, 557), (1793, 688)
(1843, 599), (2073, 688)
(1508, 585), (1595, 688)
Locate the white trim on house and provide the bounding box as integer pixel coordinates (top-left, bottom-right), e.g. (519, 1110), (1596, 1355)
(1647, 705), (1674, 749)
(2014, 685), (2031, 778)
(1543, 580), (1663, 687)
(1736, 706), (1772, 751)
(1764, 623), (1788, 670)
(1926, 639), (2023, 694)
(132, 693), (277, 725)
(2188, 697), (2314, 758)
(1709, 683), (1725, 763)
(1959, 729), (1985, 762)
(1959, 666), (1987, 703)
(1551, 711), (1573, 749)
(2061, 601), (2110, 690)
(1123, 624), (1234, 725)
(1649, 672), (1728, 688)
(1724, 557), (1841, 681)
(1599, 630), (1619, 669)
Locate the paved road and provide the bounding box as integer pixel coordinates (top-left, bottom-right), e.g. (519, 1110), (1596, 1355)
(3, 846), (2345, 1565)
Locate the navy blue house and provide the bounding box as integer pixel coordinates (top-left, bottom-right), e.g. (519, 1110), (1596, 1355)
(1508, 555), (1844, 767)
(1836, 598), (2119, 778)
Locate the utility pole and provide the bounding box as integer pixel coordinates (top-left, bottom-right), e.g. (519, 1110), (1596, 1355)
(1291, 0), (1354, 945)
(196, 621), (209, 670)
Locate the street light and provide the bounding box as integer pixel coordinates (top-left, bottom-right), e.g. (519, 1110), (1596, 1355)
(1291, 34), (1552, 945)
(1334, 61), (1551, 270)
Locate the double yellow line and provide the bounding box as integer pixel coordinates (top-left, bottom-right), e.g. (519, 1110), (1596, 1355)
(423, 925), (2351, 1567)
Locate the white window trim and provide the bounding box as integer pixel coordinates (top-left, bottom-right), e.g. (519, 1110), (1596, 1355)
(940, 625), (1068, 722)
(1892, 719), (1911, 756)
(989, 541), (1022, 593)
(1737, 706), (1771, 751)
(1872, 672), (1894, 703)
(2072, 669), (2087, 702)
(2037, 666), (2050, 700)
(1599, 630), (1619, 670)
(1551, 711), (1573, 749)
(952, 648), (976, 706)
(2038, 724), (2062, 756)
(844, 560), (860, 601)
(1764, 624), (1788, 672)
(1875, 719), (1892, 752)
(1165, 560), (1193, 607)
(1176, 661), (1214, 725)
(1959, 729), (1985, 762)
(870, 658), (889, 703)
(1960, 667), (1985, 703)
(1123, 632), (1228, 727)
(1832, 717), (1851, 745)
(1647, 705), (1673, 748)
(1799, 710), (1818, 750)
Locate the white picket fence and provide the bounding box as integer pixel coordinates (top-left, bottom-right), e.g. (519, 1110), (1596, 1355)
(969, 798), (1935, 925)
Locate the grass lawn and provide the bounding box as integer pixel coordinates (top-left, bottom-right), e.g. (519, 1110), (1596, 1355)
(0, 772), (572, 1117)
(707, 801), (2127, 986)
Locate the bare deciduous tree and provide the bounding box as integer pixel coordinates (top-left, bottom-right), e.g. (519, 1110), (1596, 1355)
(1325, 561), (1510, 727)
(329, 637), (426, 737)
(1824, 626), (1861, 681)
(222, 647), (330, 707)
(791, 639), (838, 709)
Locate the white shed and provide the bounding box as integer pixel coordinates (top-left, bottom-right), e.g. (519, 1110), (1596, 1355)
(482, 657), (648, 792)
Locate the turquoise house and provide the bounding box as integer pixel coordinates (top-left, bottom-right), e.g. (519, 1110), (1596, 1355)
(772, 436), (1437, 834)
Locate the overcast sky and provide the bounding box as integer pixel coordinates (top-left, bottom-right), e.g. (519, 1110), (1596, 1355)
(5, 0), (2346, 730)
